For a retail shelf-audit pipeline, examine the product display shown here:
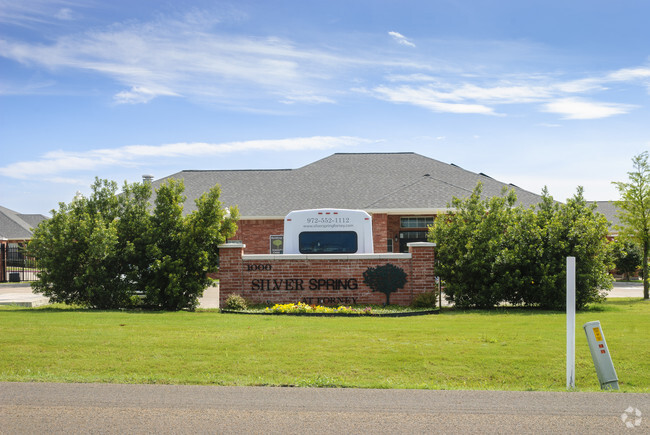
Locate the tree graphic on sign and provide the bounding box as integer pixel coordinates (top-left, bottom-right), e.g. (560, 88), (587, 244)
(363, 263), (407, 305)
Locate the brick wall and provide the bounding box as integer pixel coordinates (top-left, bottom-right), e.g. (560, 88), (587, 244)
(371, 213), (388, 253)
(216, 242), (435, 306)
(233, 219), (284, 254)
(230, 214), (435, 255)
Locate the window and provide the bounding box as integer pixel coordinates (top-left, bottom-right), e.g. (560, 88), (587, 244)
(400, 231), (429, 240)
(400, 217), (434, 228)
(399, 231), (429, 252)
(386, 238), (393, 253)
(299, 231), (358, 254)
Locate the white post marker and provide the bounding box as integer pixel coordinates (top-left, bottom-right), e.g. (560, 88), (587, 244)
(566, 256), (576, 390)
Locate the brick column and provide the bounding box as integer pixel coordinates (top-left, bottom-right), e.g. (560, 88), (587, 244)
(0, 242), (6, 283)
(408, 242), (436, 296)
(216, 243), (245, 305)
(371, 213), (388, 253)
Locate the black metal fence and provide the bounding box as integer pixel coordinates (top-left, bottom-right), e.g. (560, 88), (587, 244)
(0, 244), (40, 282)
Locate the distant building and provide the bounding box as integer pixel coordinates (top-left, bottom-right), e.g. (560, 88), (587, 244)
(0, 206), (48, 282)
(591, 201), (621, 237)
(153, 152), (545, 254)
(0, 205), (48, 246)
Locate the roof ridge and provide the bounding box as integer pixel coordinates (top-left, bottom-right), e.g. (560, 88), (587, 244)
(363, 173), (475, 208)
(180, 169), (291, 173)
(332, 152), (415, 155)
(0, 205), (39, 237)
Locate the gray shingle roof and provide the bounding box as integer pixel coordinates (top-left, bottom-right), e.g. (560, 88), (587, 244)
(0, 206), (48, 240)
(592, 201), (620, 229)
(153, 152), (545, 218)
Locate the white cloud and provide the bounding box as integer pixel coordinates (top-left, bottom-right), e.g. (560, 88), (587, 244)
(280, 93), (336, 105)
(54, 8), (74, 21)
(542, 98), (634, 119)
(0, 136), (373, 180)
(0, 14), (360, 107)
(2, 5), (650, 119)
(607, 67), (650, 81)
(554, 77), (606, 94)
(373, 85), (496, 114)
(114, 86), (180, 105)
(368, 76), (563, 116)
(386, 73), (438, 83)
(372, 62), (650, 118)
(388, 31), (416, 48)
(46, 176), (86, 185)
(447, 83), (552, 103)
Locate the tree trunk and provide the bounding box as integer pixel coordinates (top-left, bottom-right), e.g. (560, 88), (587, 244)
(643, 241), (650, 299)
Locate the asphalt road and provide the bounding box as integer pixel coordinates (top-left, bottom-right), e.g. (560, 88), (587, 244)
(1, 383), (648, 434)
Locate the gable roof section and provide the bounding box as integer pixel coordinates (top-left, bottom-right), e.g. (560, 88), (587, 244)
(0, 206), (48, 240)
(592, 201), (620, 230)
(153, 152), (544, 218)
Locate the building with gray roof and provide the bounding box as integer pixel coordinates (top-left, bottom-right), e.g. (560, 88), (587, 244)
(155, 152), (543, 217)
(591, 201), (621, 235)
(0, 206), (48, 243)
(153, 152), (546, 254)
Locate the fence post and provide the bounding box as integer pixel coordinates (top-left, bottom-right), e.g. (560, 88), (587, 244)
(566, 256), (576, 390)
(0, 243), (6, 283)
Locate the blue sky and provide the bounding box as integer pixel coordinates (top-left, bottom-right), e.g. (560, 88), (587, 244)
(2, 0), (650, 215)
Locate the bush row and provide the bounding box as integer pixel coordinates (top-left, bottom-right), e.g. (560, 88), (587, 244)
(29, 178), (238, 310)
(429, 184), (612, 310)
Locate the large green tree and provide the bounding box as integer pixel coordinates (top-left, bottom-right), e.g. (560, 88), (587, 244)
(533, 187), (612, 309)
(29, 179), (129, 308)
(610, 239), (642, 281)
(29, 178), (238, 310)
(429, 184), (517, 308)
(142, 179), (238, 310)
(429, 184), (611, 309)
(613, 151), (650, 300)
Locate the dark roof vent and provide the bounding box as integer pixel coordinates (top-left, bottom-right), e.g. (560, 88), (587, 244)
(142, 174), (154, 184)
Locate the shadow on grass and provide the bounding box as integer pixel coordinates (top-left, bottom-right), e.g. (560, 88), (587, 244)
(2, 298), (646, 316)
(598, 297), (649, 308)
(440, 306), (563, 316)
(439, 297), (648, 315)
(0, 303), (171, 314)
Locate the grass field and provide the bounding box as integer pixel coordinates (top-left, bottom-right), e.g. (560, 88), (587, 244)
(0, 298), (648, 391)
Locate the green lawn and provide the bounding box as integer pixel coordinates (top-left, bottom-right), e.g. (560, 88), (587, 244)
(0, 298), (648, 391)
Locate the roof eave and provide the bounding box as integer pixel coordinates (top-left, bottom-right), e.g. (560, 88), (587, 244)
(365, 208), (453, 215)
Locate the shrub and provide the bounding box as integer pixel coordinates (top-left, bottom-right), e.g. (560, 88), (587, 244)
(224, 294), (248, 311)
(362, 263), (407, 305)
(264, 302), (372, 315)
(429, 183), (612, 310)
(411, 291), (437, 308)
(28, 177), (239, 310)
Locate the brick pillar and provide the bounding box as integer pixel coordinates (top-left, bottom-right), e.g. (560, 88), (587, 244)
(216, 243), (245, 305)
(408, 242), (436, 298)
(0, 242), (6, 283)
(371, 213), (388, 253)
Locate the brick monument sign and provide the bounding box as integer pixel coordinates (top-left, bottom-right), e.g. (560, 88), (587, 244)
(215, 242), (435, 306)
